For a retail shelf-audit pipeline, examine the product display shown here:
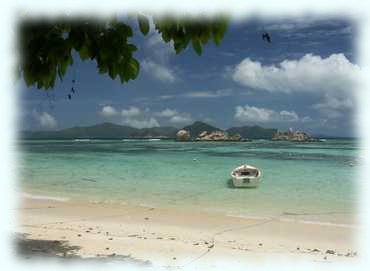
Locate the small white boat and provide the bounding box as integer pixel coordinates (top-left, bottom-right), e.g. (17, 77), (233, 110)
(231, 165), (262, 188)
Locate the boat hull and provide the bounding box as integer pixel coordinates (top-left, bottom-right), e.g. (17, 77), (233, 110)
(231, 175), (261, 188)
(230, 164), (262, 188)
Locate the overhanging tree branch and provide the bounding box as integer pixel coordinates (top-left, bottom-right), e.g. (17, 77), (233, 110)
(18, 15), (229, 90)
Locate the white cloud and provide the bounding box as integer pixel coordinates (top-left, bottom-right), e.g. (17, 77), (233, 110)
(279, 110), (300, 122)
(100, 105), (118, 117)
(157, 95), (174, 100)
(119, 106), (159, 128)
(143, 31), (177, 82)
(169, 115), (193, 124)
(121, 117), (159, 129)
(121, 106), (142, 118)
(153, 89), (233, 101)
(155, 109), (178, 118)
(141, 59), (176, 83)
(301, 116), (313, 123)
(146, 32), (174, 63)
(183, 89), (233, 98)
(232, 53), (358, 126)
(313, 95), (353, 110)
(32, 110), (58, 129)
(99, 106), (160, 128)
(234, 105), (302, 123)
(154, 108), (193, 125)
(262, 18), (351, 35)
(312, 94), (353, 119)
(263, 19), (320, 32)
(147, 33), (164, 47)
(232, 53), (359, 94)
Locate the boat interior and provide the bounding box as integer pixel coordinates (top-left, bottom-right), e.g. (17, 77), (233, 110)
(233, 167), (259, 177)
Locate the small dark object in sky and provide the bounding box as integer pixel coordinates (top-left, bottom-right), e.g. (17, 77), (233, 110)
(67, 94), (71, 100)
(262, 32), (271, 43)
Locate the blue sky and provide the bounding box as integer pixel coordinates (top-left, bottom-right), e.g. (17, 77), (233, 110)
(20, 16), (358, 136)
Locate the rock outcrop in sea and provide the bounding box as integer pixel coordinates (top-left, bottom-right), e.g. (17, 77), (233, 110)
(272, 129), (315, 142)
(196, 131), (242, 141)
(176, 130), (191, 141)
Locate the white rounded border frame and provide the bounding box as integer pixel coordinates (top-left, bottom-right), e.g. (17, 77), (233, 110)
(1, 1), (369, 271)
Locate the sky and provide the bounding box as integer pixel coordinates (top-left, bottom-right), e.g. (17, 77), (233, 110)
(19, 16), (359, 137)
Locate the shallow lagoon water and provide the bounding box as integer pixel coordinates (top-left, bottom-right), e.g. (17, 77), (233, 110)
(18, 139), (359, 222)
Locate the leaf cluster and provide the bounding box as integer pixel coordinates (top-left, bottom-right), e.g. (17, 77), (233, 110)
(19, 15), (228, 90)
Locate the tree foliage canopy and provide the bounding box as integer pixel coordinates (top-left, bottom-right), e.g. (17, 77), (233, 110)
(19, 15), (228, 90)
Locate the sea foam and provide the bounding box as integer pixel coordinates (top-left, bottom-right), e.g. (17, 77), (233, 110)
(21, 193), (70, 202)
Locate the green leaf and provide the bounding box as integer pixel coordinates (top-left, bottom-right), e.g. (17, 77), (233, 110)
(138, 15), (150, 36)
(192, 39), (202, 56)
(161, 31), (170, 42)
(129, 58), (140, 79)
(200, 30), (210, 44)
(78, 45), (90, 60)
(212, 30), (223, 45)
(174, 42), (185, 54)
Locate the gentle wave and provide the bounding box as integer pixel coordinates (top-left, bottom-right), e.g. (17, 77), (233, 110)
(226, 213), (357, 229)
(122, 139), (161, 142)
(73, 139), (91, 142)
(21, 193), (70, 202)
(138, 203), (158, 209)
(280, 218), (358, 229)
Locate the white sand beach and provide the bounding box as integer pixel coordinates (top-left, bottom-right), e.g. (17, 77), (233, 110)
(16, 197), (358, 267)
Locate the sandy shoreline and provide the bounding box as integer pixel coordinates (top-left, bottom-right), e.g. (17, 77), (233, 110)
(16, 197), (358, 267)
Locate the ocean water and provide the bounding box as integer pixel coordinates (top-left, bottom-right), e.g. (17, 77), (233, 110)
(18, 139), (359, 223)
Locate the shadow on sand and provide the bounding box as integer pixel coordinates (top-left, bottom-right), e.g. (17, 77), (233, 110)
(16, 234), (81, 259)
(15, 234), (151, 266)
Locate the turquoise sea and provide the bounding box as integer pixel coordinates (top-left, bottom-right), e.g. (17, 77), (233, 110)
(18, 139), (359, 223)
